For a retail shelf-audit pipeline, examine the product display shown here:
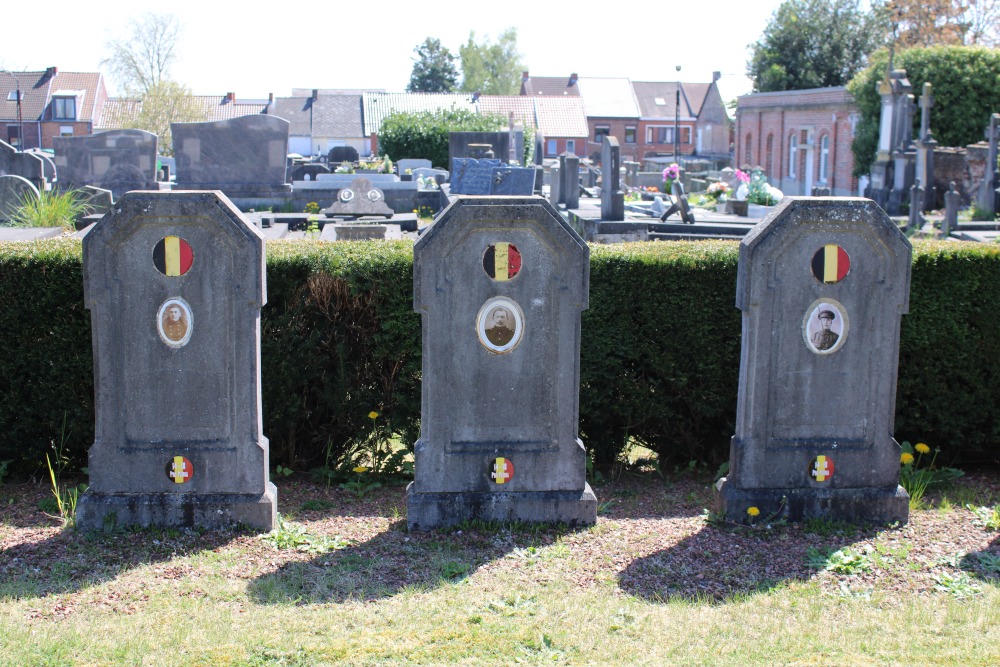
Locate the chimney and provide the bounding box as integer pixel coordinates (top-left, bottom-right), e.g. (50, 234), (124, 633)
(312, 89), (319, 101)
(268, 92), (274, 103)
(568, 73), (578, 87)
(522, 71), (530, 81)
(713, 71), (721, 82)
(225, 92), (235, 103)
(45, 66), (58, 79)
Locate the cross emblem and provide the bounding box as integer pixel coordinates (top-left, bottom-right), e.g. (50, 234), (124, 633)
(492, 458), (510, 484)
(811, 456), (832, 482)
(170, 458), (189, 482)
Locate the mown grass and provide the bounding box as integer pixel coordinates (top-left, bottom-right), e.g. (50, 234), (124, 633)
(1, 473), (998, 666)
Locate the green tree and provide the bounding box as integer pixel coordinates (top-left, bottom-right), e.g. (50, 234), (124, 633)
(748, 0), (887, 92)
(103, 13), (182, 95)
(377, 108), (506, 168)
(459, 28), (524, 95)
(407, 38), (459, 93)
(124, 80), (207, 155)
(848, 45), (1000, 176)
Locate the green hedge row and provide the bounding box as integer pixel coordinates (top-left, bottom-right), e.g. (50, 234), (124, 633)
(1, 238), (999, 475)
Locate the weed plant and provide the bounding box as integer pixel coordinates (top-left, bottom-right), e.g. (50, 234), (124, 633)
(9, 189), (93, 231)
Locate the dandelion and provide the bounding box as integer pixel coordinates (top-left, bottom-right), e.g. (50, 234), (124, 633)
(901, 452), (915, 465)
(915, 443), (931, 454)
(747, 506), (760, 517)
(353, 466), (368, 473)
(368, 411), (379, 420)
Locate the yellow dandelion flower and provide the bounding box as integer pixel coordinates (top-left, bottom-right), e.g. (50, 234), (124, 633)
(353, 466), (368, 473)
(915, 443), (930, 454)
(747, 506), (760, 517)
(368, 411), (379, 420)
(900, 452), (915, 465)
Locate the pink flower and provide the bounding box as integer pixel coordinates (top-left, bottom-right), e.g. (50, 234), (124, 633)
(735, 170), (751, 183)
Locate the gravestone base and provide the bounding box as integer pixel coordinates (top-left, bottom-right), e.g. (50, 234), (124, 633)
(76, 482), (277, 532)
(406, 483), (597, 531)
(714, 478), (908, 526)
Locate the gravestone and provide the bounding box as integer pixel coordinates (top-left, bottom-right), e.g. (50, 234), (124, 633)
(398, 159), (432, 175)
(328, 145), (359, 164)
(914, 82), (937, 212)
(907, 179), (925, 232)
(600, 137), (624, 221)
(25, 148), (58, 184)
(942, 181), (960, 238)
(977, 113), (1000, 217)
(563, 155), (580, 209)
(76, 191), (277, 531)
(451, 158), (502, 195)
(0, 140), (47, 189)
(412, 167), (449, 186)
(491, 166), (536, 196)
(0, 174), (39, 222)
(408, 196), (597, 529)
(322, 176), (394, 218)
(450, 131), (510, 174)
(173, 116), (290, 197)
(82, 186), (114, 215)
(53, 129), (158, 199)
(289, 163), (330, 182)
(659, 181), (696, 224)
(715, 197), (911, 524)
(548, 166), (561, 208)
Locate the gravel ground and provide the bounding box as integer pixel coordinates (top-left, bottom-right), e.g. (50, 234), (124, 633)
(1, 469), (997, 614)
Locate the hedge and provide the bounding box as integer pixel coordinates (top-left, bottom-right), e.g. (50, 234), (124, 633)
(1, 238), (998, 476)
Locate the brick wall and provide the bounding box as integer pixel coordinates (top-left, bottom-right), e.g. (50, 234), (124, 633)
(585, 118), (640, 164)
(736, 88), (859, 197)
(39, 121), (92, 150)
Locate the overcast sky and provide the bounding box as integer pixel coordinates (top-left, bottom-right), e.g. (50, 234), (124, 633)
(1, 0), (785, 102)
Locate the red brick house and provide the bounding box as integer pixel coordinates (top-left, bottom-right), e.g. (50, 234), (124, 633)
(0, 67), (108, 150)
(735, 87), (860, 196)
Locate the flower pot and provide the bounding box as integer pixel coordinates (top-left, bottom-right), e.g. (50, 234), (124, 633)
(730, 200), (749, 217)
(747, 203), (775, 219)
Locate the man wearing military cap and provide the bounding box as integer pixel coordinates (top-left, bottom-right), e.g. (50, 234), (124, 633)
(811, 309), (839, 351)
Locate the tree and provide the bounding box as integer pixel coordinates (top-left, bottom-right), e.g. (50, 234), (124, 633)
(124, 80), (207, 156)
(848, 45), (1000, 176)
(459, 28), (524, 95)
(885, 0), (1000, 47)
(748, 0), (887, 92)
(407, 38), (459, 93)
(103, 13), (181, 94)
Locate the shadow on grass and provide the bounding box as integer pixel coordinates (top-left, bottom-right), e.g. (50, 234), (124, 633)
(0, 524), (242, 600)
(248, 520), (583, 604)
(960, 533), (1000, 585)
(617, 521), (883, 603)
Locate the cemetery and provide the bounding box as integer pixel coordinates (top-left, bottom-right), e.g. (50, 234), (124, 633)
(1, 9), (1000, 666)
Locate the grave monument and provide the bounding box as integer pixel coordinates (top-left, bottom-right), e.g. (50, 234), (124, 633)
(716, 198), (911, 524)
(53, 129), (158, 199)
(407, 196), (597, 529)
(76, 191), (277, 531)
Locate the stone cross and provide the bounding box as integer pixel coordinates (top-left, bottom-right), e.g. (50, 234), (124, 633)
(716, 198), (911, 525)
(977, 113), (1000, 214)
(918, 82), (934, 142)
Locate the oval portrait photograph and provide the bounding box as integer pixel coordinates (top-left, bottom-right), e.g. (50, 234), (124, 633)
(476, 297), (524, 354)
(157, 297), (193, 348)
(802, 298), (849, 355)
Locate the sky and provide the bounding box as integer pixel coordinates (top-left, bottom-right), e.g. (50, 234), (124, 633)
(1, 0), (786, 103)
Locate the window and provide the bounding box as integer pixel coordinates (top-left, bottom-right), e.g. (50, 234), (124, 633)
(53, 97), (77, 120)
(624, 126), (636, 144)
(594, 125), (610, 142)
(819, 135), (830, 182)
(7, 126), (19, 148)
(546, 139), (557, 156)
(7, 91), (19, 102)
(788, 134), (798, 179)
(680, 127), (691, 144)
(60, 126), (74, 137)
(646, 126), (673, 144)
(566, 140), (576, 154)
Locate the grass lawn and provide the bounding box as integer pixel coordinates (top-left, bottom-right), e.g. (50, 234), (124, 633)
(1, 469), (997, 666)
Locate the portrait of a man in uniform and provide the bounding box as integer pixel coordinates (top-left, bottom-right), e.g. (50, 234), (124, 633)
(811, 309), (839, 351)
(485, 306), (515, 346)
(157, 299), (192, 347)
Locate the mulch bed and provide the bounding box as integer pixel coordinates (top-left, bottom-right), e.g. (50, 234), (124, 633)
(1, 469), (997, 615)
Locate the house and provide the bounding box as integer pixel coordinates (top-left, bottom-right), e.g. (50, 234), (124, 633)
(270, 91), (367, 157)
(632, 74), (730, 164)
(98, 92), (271, 130)
(735, 86), (859, 197)
(362, 92), (476, 153)
(0, 67), (108, 150)
(476, 95), (588, 159)
(576, 77), (641, 163)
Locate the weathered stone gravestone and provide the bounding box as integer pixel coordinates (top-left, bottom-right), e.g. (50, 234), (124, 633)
(76, 191), (277, 531)
(398, 158), (432, 175)
(716, 198), (910, 524)
(173, 116), (290, 197)
(0, 174), (39, 222)
(490, 166), (536, 196)
(408, 196), (597, 529)
(321, 176), (394, 218)
(0, 139), (48, 189)
(451, 158), (502, 195)
(53, 129), (158, 199)
(600, 137), (624, 221)
(450, 131), (510, 173)
(328, 145), (360, 164)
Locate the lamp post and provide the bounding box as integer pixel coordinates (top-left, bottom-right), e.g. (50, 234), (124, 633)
(673, 65), (681, 163)
(1, 70), (24, 150)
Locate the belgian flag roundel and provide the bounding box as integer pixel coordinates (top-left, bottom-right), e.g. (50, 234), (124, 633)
(153, 236), (194, 277)
(490, 457), (514, 484)
(166, 456), (194, 484)
(811, 244), (850, 284)
(483, 243), (521, 281)
(809, 455), (834, 483)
